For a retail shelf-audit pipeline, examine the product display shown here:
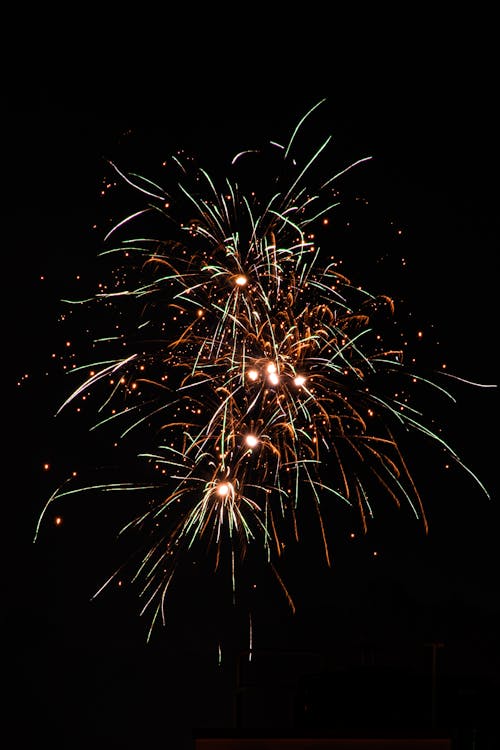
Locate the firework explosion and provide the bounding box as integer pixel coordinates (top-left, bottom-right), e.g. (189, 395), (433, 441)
(35, 100), (493, 639)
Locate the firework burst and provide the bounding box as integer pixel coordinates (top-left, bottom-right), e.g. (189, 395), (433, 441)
(35, 99), (494, 640)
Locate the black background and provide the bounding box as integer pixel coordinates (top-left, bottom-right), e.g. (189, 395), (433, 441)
(4, 16), (498, 750)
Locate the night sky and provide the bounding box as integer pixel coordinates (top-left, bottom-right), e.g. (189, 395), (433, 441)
(4, 30), (498, 750)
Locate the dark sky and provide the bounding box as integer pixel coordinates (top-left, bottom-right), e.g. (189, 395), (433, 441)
(4, 28), (498, 750)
